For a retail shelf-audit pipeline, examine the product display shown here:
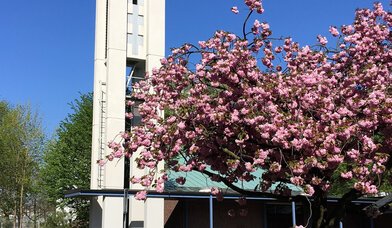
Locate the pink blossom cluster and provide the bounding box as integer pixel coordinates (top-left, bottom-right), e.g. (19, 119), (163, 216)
(244, 0), (264, 14)
(231, 6), (239, 14)
(107, 2), (392, 199)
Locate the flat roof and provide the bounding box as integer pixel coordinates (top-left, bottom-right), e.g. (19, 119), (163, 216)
(64, 188), (383, 204)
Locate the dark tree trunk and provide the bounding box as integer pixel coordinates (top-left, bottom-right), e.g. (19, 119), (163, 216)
(311, 189), (328, 228)
(309, 188), (362, 228)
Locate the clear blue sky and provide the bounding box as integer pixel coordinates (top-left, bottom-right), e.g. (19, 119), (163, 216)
(0, 0), (389, 135)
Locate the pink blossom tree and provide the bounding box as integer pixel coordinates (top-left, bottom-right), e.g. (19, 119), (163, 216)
(105, 1), (392, 227)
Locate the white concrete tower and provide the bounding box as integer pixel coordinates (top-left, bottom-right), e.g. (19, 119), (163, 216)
(90, 0), (165, 227)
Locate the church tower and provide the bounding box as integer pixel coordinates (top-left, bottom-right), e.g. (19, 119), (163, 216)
(90, 0), (165, 227)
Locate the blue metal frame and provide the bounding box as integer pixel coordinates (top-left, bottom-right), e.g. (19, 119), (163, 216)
(291, 201), (296, 227)
(65, 191), (281, 200)
(64, 191), (379, 204)
(209, 195), (213, 228)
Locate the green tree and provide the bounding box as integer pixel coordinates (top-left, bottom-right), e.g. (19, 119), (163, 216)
(41, 93), (93, 227)
(0, 100), (45, 228)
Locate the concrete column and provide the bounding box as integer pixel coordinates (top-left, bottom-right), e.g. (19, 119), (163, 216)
(89, 197), (103, 228)
(91, 0), (107, 191)
(102, 0), (127, 224)
(90, 0), (107, 226)
(144, 198), (164, 228)
(145, 0), (165, 61)
(102, 197), (124, 228)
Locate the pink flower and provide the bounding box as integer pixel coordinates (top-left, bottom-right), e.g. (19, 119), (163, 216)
(125, 112), (133, 119)
(312, 177), (321, 185)
(177, 121), (186, 130)
(98, 159), (105, 167)
(211, 187), (220, 195)
(156, 184), (164, 193)
(329, 26), (339, 36)
(211, 187), (223, 201)
(354, 182), (378, 194)
(245, 162), (254, 171)
(198, 164), (207, 171)
(290, 176), (304, 186)
(340, 171), (353, 179)
(160, 58), (167, 65)
(113, 151), (122, 158)
(185, 131), (196, 139)
(347, 149), (359, 160)
(261, 22), (270, 30)
(317, 35), (328, 45)
(231, 6), (239, 14)
(166, 116), (176, 124)
(108, 155), (114, 161)
(131, 177), (141, 184)
(372, 164), (385, 174)
(269, 162), (281, 173)
(227, 33), (236, 41)
(135, 190), (147, 200)
(198, 41), (206, 49)
(342, 25), (354, 34)
(121, 132), (130, 139)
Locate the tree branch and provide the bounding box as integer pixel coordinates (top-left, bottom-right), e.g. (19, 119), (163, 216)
(196, 168), (274, 197)
(243, 10), (253, 40)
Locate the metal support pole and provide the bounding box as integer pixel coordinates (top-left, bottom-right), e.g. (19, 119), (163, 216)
(291, 201), (296, 227)
(185, 200), (189, 228)
(370, 218), (374, 228)
(209, 195), (213, 228)
(339, 221), (343, 228)
(123, 188), (129, 228)
(263, 204), (268, 228)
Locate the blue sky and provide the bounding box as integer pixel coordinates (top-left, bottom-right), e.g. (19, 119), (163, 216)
(0, 0), (390, 135)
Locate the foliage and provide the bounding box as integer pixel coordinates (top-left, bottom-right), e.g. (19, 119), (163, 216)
(0, 100), (45, 227)
(40, 209), (71, 228)
(41, 93), (93, 226)
(106, 1), (392, 228)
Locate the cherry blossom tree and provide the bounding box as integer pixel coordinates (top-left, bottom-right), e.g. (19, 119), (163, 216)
(104, 1), (392, 227)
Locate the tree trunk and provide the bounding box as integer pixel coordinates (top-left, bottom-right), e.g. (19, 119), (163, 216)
(310, 202), (342, 228)
(311, 190), (328, 228)
(309, 188), (363, 228)
(33, 198), (37, 228)
(13, 199), (17, 228)
(18, 166), (25, 228)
